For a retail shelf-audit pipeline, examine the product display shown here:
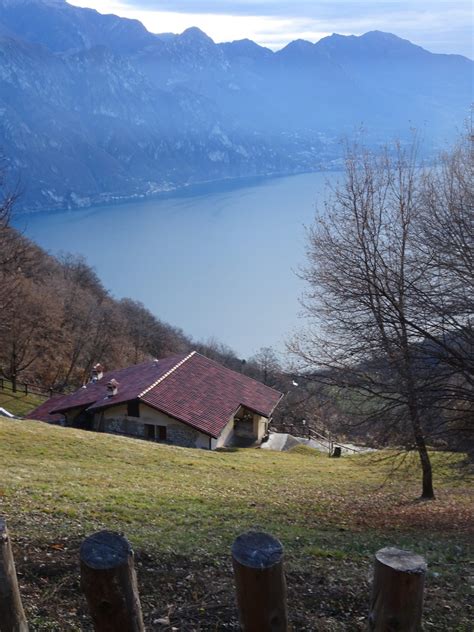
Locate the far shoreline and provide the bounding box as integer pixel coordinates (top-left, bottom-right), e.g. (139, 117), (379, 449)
(12, 167), (340, 220)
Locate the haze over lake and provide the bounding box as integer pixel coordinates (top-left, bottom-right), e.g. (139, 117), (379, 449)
(15, 172), (334, 358)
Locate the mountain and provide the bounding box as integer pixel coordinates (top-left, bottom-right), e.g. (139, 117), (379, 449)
(0, 0), (155, 52)
(0, 0), (471, 211)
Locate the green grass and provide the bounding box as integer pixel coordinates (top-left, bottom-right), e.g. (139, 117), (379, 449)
(0, 417), (471, 554)
(0, 417), (472, 630)
(0, 381), (45, 416)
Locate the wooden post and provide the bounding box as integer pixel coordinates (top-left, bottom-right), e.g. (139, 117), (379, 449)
(0, 519), (28, 632)
(327, 432), (333, 456)
(369, 547), (427, 631)
(232, 531), (288, 632)
(80, 531), (144, 632)
(24, 384), (28, 396)
(49, 388), (53, 398)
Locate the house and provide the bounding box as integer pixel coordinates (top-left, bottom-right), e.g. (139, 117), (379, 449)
(28, 351), (283, 450)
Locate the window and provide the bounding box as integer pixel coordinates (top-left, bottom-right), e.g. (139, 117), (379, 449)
(127, 400), (140, 418)
(157, 426), (167, 441)
(144, 424), (167, 442)
(145, 424), (155, 440)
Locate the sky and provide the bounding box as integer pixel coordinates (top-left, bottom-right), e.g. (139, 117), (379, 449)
(68, 0), (473, 58)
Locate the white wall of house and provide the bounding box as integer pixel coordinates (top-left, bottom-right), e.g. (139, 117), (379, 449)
(213, 410), (269, 448)
(78, 401), (270, 451)
(93, 402), (213, 449)
(214, 416), (235, 448)
(255, 414), (269, 441)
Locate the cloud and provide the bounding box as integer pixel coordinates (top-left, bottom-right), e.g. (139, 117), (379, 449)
(114, 0), (470, 20)
(68, 1), (473, 57)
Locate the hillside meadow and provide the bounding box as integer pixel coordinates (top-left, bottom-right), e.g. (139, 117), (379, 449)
(0, 417), (472, 630)
(0, 382), (45, 417)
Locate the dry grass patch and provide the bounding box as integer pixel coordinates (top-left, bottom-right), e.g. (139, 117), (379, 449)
(0, 417), (472, 630)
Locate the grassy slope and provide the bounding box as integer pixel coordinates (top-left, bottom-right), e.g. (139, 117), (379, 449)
(0, 382), (45, 416)
(0, 417), (472, 630)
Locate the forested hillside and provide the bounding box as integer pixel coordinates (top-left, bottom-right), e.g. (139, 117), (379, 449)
(0, 207), (261, 392)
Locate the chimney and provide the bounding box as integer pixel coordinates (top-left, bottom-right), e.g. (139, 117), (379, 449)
(107, 379), (119, 397)
(91, 363), (104, 382)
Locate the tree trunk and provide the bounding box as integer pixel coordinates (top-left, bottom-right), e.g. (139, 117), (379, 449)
(10, 346), (17, 393)
(415, 433), (435, 500)
(407, 392), (435, 500)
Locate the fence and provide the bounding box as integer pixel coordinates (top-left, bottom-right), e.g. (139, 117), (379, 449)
(0, 378), (61, 399)
(281, 422), (362, 456)
(306, 427), (362, 455)
(0, 519), (428, 632)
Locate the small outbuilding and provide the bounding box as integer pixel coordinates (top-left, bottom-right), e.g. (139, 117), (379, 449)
(28, 351), (283, 450)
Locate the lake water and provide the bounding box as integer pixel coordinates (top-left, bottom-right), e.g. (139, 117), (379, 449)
(14, 172), (335, 358)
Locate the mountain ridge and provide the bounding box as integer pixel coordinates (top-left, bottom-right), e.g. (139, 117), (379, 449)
(0, 0), (471, 211)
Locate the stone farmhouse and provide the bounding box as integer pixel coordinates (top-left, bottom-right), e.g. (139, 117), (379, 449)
(29, 352), (283, 450)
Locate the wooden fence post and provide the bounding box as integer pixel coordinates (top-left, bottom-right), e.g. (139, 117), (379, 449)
(0, 519), (28, 632)
(80, 531), (144, 632)
(232, 531), (288, 632)
(369, 547), (427, 631)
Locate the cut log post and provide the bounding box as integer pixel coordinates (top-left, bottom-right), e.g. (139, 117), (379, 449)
(232, 531), (288, 632)
(0, 518), (28, 632)
(369, 547), (427, 631)
(80, 531), (144, 632)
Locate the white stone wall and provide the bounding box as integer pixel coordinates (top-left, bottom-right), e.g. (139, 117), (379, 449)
(255, 414), (269, 441)
(95, 402), (213, 449)
(214, 416), (235, 448)
(90, 402), (269, 450)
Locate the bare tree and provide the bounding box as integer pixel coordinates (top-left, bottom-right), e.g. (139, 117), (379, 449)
(414, 134), (474, 452)
(249, 347), (281, 386)
(0, 163), (24, 312)
(290, 139), (448, 499)
(0, 276), (62, 391)
(416, 135), (473, 376)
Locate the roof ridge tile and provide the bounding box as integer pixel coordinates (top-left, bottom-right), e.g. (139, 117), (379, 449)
(138, 351), (196, 398)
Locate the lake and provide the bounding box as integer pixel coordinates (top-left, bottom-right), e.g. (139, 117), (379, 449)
(14, 172), (335, 358)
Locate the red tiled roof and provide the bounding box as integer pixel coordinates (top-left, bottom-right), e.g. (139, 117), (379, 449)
(28, 394), (70, 423)
(50, 354), (189, 414)
(39, 351), (282, 439)
(141, 352), (283, 438)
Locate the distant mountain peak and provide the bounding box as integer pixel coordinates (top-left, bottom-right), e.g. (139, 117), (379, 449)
(229, 37), (262, 48)
(0, 0), (471, 212)
(314, 29), (428, 58)
(282, 38), (315, 51)
(276, 38), (318, 60)
(361, 30), (404, 40)
(180, 26), (214, 44)
(219, 38), (272, 59)
(0, 0), (155, 52)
